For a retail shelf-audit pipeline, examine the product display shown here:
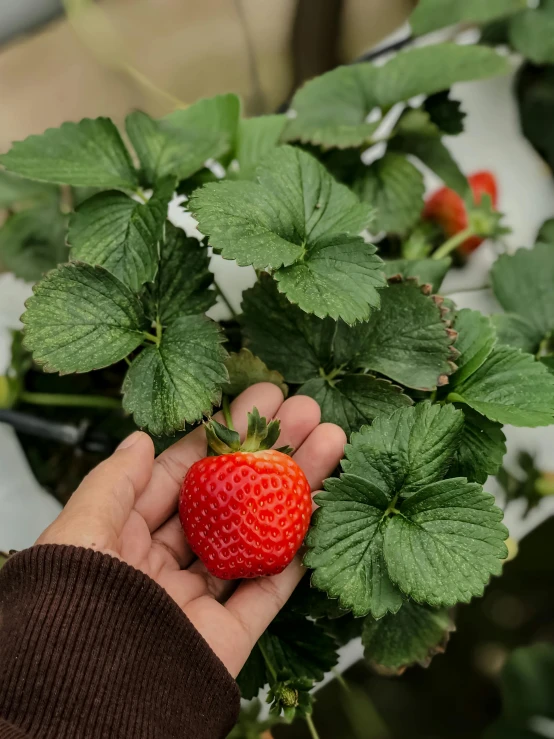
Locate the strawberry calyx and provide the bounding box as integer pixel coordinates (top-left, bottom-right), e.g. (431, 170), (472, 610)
(204, 406), (294, 456)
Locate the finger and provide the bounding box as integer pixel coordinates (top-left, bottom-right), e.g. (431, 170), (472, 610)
(223, 556), (305, 666)
(272, 394), (320, 452)
(36, 431), (154, 550)
(151, 513), (195, 569)
(293, 422), (347, 491)
(135, 383), (285, 531)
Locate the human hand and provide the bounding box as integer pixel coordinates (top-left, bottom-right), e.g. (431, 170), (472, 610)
(36, 383), (346, 678)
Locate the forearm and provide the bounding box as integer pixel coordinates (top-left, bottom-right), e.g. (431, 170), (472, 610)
(0, 545), (239, 739)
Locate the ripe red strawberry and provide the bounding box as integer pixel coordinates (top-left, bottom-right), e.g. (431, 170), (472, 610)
(423, 171), (498, 255)
(179, 408), (312, 579)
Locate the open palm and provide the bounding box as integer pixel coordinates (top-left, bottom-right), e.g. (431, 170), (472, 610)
(37, 383), (346, 677)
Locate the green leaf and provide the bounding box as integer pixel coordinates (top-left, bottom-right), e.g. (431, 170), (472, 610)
(0, 171), (58, 208)
(273, 235), (385, 325)
(384, 478), (508, 607)
(540, 354), (554, 374)
(234, 115), (286, 179)
(144, 222), (214, 325)
(451, 309), (496, 385)
(284, 44), (509, 149)
(298, 374), (412, 436)
(68, 178), (174, 291)
(0, 118), (138, 189)
(354, 280), (458, 391)
(0, 206), (68, 282)
(510, 5), (554, 65)
(192, 146), (384, 323)
(491, 243), (554, 341)
(122, 315), (227, 434)
(536, 217), (554, 244)
(21, 263), (147, 373)
(243, 277), (456, 392)
(410, 0), (526, 36)
(125, 94), (240, 183)
(362, 601), (454, 674)
(305, 475), (403, 618)
(449, 405), (507, 484)
(515, 62), (554, 174)
(223, 348), (288, 397)
(237, 613), (338, 699)
(242, 275), (336, 383)
(389, 109), (468, 196)
(491, 313), (541, 354)
(450, 346), (554, 426)
(306, 403), (472, 616)
(351, 153), (425, 234)
(485, 644), (554, 739)
(306, 403), (506, 612)
(423, 91), (466, 136)
(383, 257), (451, 292)
(343, 402), (464, 497)
(286, 575), (347, 620)
(237, 645), (267, 700)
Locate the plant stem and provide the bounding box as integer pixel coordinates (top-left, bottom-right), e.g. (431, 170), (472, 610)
(222, 395), (235, 431)
(536, 335), (551, 359)
(332, 668), (350, 694)
(135, 188), (149, 204)
(444, 283), (491, 296)
(432, 227), (474, 260)
(305, 715), (321, 739)
(214, 281), (238, 319)
(143, 331), (159, 346)
(20, 391), (121, 409)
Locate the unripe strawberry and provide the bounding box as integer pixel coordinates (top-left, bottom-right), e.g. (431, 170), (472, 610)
(179, 409), (311, 579)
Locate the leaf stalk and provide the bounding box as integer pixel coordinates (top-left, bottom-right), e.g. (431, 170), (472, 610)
(305, 714), (321, 739)
(432, 227), (474, 260)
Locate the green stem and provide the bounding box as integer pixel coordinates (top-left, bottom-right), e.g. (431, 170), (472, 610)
(214, 281), (238, 319)
(319, 364), (346, 388)
(432, 227), (475, 260)
(332, 668), (350, 694)
(155, 317), (163, 344)
(257, 639), (277, 682)
(20, 391), (121, 409)
(222, 395), (235, 431)
(305, 715), (321, 739)
(143, 331), (159, 346)
(444, 283), (491, 296)
(536, 334), (551, 359)
(135, 188), (149, 204)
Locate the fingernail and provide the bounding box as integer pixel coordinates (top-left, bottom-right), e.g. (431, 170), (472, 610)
(117, 431), (143, 450)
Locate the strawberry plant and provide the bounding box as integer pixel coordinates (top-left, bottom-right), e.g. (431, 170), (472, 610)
(2, 4), (554, 736)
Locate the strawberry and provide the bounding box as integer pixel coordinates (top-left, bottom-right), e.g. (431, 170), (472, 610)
(179, 408), (312, 579)
(423, 171), (498, 255)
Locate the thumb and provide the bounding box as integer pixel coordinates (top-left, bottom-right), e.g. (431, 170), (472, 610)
(37, 431), (154, 552)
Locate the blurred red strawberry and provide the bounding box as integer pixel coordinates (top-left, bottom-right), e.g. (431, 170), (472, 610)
(423, 171), (498, 255)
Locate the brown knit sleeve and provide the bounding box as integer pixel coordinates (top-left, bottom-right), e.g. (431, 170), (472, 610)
(0, 545), (240, 739)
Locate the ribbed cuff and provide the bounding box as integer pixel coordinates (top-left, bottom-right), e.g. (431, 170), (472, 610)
(0, 546), (240, 739)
